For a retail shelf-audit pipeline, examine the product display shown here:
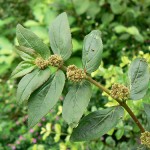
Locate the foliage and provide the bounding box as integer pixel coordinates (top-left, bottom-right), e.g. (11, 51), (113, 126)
(0, 0), (150, 149)
(13, 11), (150, 149)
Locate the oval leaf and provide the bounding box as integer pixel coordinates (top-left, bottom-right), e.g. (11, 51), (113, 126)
(70, 106), (124, 142)
(11, 61), (36, 79)
(62, 81), (92, 127)
(49, 12), (72, 61)
(16, 24), (50, 59)
(128, 58), (150, 100)
(16, 46), (38, 60)
(28, 70), (65, 128)
(17, 68), (51, 104)
(82, 30), (103, 73)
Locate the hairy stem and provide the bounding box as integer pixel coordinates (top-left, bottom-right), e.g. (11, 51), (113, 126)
(121, 102), (145, 132)
(86, 75), (110, 95)
(60, 65), (145, 133)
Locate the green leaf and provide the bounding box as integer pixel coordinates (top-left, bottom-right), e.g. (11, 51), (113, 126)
(16, 46), (38, 61)
(11, 61), (36, 79)
(49, 12), (72, 61)
(16, 24), (50, 59)
(86, 1), (100, 18)
(126, 26), (144, 42)
(114, 25), (127, 33)
(82, 30), (103, 73)
(115, 128), (124, 140)
(73, 0), (90, 15)
(101, 13), (114, 25)
(109, 1), (126, 14)
(17, 68), (50, 104)
(128, 58), (150, 100)
(70, 106), (124, 141)
(143, 103), (150, 131)
(105, 136), (116, 147)
(62, 81), (92, 127)
(28, 70), (65, 128)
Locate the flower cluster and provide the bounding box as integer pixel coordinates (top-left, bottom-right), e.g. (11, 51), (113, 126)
(140, 131), (150, 148)
(48, 54), (63, 67)
(67, 65), (86, 82)
(110, 83), (129, 101)
(34, 54), (63, 69)
(34, 57), (49, 69)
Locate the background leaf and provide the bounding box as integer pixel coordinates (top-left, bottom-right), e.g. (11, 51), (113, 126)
(128, 58), (149, 100)
(72, 0), (90, 15)
(11, 61), (36, 79)
(62, 81), (92, 127)
(82, 30), (103, 73)
(70, 106), (124, 141)
(16, 24), (50, 59)
(17, 68), (50, 104)
(28, 70), (65, 128)
(49, 12), (72, 61)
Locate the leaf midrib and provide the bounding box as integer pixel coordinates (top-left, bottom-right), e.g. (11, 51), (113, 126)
(18, 28), (33, 49)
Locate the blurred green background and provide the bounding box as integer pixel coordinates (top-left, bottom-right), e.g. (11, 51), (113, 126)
(0, 0), (150, 149)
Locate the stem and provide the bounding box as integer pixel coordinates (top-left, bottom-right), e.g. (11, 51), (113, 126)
(86, 75), (145, 133)
(60, 65), (67, 71)
(121, 102), (145, 132)
(86, 75), (110, 95)
(60, 65), (145, 133)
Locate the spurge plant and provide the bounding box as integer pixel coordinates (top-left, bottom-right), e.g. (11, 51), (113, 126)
(12, 12), (150, 148)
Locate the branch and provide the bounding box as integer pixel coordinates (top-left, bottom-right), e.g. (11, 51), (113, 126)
(59, 65), (145, 133)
